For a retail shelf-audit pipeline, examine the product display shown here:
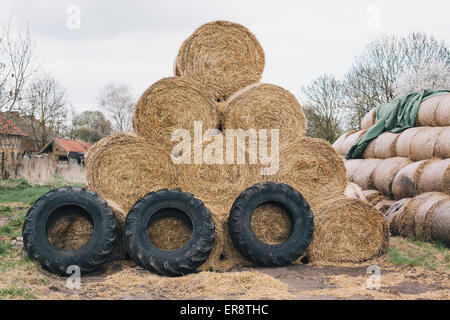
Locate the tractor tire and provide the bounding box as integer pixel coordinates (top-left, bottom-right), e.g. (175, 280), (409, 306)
(22, 186), (117, 276)
(228, 182), (314, 266)
(124, 189), (215, 277)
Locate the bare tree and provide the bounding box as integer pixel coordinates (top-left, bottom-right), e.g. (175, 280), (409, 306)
(23, 74), (67, 149)
(71, 110), (112, 144)
(394, 61), (450, 97)
(301, 74), (345, 143)
(0, 15), (36, 113)
(98, 82), (134, 132)
(343, 32), (450, 128)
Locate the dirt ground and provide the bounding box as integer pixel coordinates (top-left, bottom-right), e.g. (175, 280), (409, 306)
(0, 202), (449, 300)
(3, 257), (447, 300)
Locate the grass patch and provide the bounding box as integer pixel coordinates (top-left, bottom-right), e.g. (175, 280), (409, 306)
(0, 206), (13, 214)
(0, 178), (82, 204)
(0, 214), (25, 238)
(0, 240), (12, 255)
(389, 236), (450, 270)
(0, 286), (36, 299)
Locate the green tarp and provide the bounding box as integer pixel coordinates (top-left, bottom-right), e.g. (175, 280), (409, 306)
(345, 89), (450, 159)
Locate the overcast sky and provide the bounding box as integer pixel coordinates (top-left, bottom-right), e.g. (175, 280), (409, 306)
(1, 0), (449, 113)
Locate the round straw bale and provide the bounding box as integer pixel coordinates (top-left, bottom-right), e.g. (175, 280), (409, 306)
(174, 20), (265, 102)
(251, 203), (292, 245)
(416, 94), (442, 126)
(386, 198), (411, 236)
(430, 200), (450, 245)
(418, 159), (450, 194)
(361, 108), (376, 130)
(435, 94), (450, 126)
(46, 213), (93, 251)
(333, 130), (357, 155)
(132, 77), (220, 147)
(375, 200), (395, 215)
(353, 159), (383, 191)
(413, 193), (449, 241)
(362, 138), (376, 158)
(340, 130), (367, 156)
(344, 182), (366, 201)
(435, 127), (450, 159)
(362, 189), (387, 205)
(395, 127), (425, 158)
(222, 83), (307, 141)
(306, 197), (389, 263)
(392, 160), (432, 200)
(344, 159), (364, 182)
(396, 192), (444, 238)
(261, 136), (347, 208)
(373, 157), (412, 196)
(86, 133), (176, 212)
(410, 127), (445, 161)
(46, 197), (127, 260)
(373, 132), (400, 159)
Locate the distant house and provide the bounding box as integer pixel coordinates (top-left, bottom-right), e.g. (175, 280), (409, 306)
(39, 138), (91, 168)
(0, 113), (38, 178)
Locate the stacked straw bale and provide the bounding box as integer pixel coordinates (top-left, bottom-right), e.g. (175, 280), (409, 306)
(344, 159), (364, 182)
(222, 83), (307, 138)
(418, 159), (450, 195)
(386, 198), (411, 236)
(86, 133), (176, 212)
(335, 93), (450, 247)
(332, 130), (357, 155)
(174, 20), (265, 102)
(352, 158), (383, 190)
(392, 160), (434, 199)
(372, 157), (412, 197)
(339, 130), (367, 156)
(132, 77), (220, 146)
(362, 190), (388, 206)
(391, 192), (450, 244)
(416, 93), (450, 126)
(344, 182), (366, 201)
(83, 20), (390, 269)
(395, 127), (424, 158)
(306, 197), (389, 263)
(361, 108), (376, 130)
(409, 127), (445, 161)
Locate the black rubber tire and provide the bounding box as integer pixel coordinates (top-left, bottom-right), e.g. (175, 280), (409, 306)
(228, 182), (314, 266)
(124, 188), (215, 277)
(22, 186), (117, 276)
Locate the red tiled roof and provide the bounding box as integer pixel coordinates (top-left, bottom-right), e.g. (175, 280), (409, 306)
(0, 114), (27, 136)
(55, 138), (91, 153)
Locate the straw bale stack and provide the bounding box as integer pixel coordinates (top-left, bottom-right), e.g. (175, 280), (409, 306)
(418, 159), (450, 195)
(392, 160), (434, 199)
(306, 197), (389, 263)
(361, 108), (376, 130)
(174, 20), (265, 102)
(222, 83), (307, 140)
(86, 133), (176, 212)
(372, 157), (412, 197)
(409, 127), (445, 161)
(132, 77), (220, 147)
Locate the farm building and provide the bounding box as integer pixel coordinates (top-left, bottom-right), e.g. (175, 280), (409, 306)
(0, 113), (39, 178)
(39, 138), (91, 168)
